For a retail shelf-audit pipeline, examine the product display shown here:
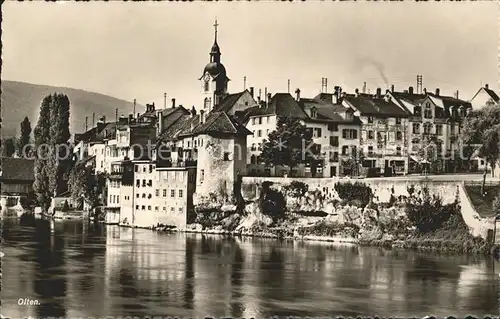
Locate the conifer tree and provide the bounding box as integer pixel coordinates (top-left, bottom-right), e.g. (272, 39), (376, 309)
(18, 117), (32, 158)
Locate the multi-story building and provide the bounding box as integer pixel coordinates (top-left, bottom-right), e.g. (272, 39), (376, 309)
(343, 88), (410, 175)
(387, 86), (473, 173)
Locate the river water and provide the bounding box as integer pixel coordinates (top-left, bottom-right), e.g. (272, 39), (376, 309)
(2, 218), (500, 318)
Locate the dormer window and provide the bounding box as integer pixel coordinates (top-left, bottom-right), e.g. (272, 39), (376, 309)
(310, 108), (317, 118)
(367, 116), (374, 123)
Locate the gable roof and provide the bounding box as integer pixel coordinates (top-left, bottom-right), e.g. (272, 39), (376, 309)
(427, 93), (472, 110)
(470, 86), (500, 105)
(159, 110), (251, 142)
(0, 157), (35, 182)
(298, 98), (361, 124)
(343, 95), (410, 117)
(213, 91), (246, 112)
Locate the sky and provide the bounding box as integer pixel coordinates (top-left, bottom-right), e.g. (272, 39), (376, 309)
(3, 1), (499, 111)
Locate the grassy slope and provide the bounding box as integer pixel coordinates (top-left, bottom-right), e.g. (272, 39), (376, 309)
(464, 184), (500, 218)
(1, 80), (143, 137)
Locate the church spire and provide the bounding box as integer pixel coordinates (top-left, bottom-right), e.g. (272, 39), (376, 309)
(214, 18), (218, 43)
(210, 18), (221, 63)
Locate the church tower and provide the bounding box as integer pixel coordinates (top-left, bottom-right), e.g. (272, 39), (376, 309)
(200, 19), (229, 114)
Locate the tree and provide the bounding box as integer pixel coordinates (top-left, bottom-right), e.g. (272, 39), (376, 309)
(342, 147), (364, 177)
(1, 138), (16, 157)
(33, 93), (72, 215)
(463, 105), (500, 195)
(260, 117), (319, 177)
(17, 117), (32, 158)
(68, 164), (107, 212)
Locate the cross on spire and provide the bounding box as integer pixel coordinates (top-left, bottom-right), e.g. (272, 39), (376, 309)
(213, 18), (219, 42)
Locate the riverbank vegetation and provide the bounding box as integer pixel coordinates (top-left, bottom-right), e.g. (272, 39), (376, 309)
(185, 180), (493, 255)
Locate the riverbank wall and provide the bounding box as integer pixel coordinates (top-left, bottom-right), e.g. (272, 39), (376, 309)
(241, 176), (495, 240)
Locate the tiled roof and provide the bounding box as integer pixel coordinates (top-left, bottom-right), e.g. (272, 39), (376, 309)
(213, 91), (246, 112)
(298, 98), (361, 124)
(159, 110), (251, 142)
(97, 122), (117, 140)
(344, 96), (410, 117)
(428, 93), (472, 110)
(391, 92), (426, 104)
(0, 157), (35, 181)
(484, 87), (500, 103)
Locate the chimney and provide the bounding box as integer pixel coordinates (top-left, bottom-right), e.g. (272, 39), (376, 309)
(128, 114), (133, 124)
(258, 88), (262, 100)
(157, 109), (163, 133)
(376, 88), (381, 98)
(249, 87), (254, 98)
(333, 86), (340, 104)
(200, 110), (205, 124)
(85, 117), (88, 131)
(423, 88), (427, 94)
(295, 88), (301, 101)
(164, 93), (167, 109)
(97, 116), (106, 131)
(409, 86), (414, 95)
(485, 84), (489, 90)
(171, 98), (176, 108)
(133, 99), (136, 116)
(115, 108), (118, 123)
(190, 106), (197, 118)
(152, 102), (155, 111)
(435, 88), (440, 96)
(257, 95), (261, 104)
(264, 87), (268, 103)
(92, 113), (95, 127)
(455, 90), (459, 99)
(391, 85), (395, 93)
(267, 93), (272, 107)
(355, 88), (359, 97)
(137, 113), (140, 119)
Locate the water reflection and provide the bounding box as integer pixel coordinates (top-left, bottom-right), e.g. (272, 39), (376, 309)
(2, 218), (499, 318)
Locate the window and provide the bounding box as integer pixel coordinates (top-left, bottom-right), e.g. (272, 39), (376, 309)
(179, 207), (183, 213)
(148, 180), (152, 186)
(136, 205), (139, 210)
(330, 151), (339, 162)
(424, 123), (432, 134)
(396, 147), (402, 156)
(368, 146), (374, 156)
(342, 129), (357, 139)
(141, 205), (145, 210)
(266, 116), (270, 123)
(149, 165), (153, 173)
(328, 123), (338, 131)
(143, 166), (146, 172)
(252, 118), (256, 125)
(155, 206), (159, 211)
(142, 179), (146, 187)
(342, 146), (349, 155)
(200, 169), (204, 184)
(313, 128), (322, 138)
(155, 189), (159, 197)
(148, 206), (151, 211)
(412, 123), (420, 134)
(136, 193), (139, 198)
(142, 193), (146, 198)
(424, 103), (432, 119)
(170, 207), (175, 212)
(395, 118), (402, 125)
(396, 131), (403, 140)
(171, 189), (175, 197)
(223, 152), (230, 161)
(266, 129), (269, 135)
(436, 124), (443, 135)
(179, 190), (183, 198)
(367, 116), (374, 123)
(258, 117), (262, 125)
(368, 130), (374, 139)
(163, 189), (167, 197)
(310, 109), (317, 118)
(135, 165), (138, 172)
(257, 130), (262, 137)
(329, 136), (339, 147)
(117, 196), (119, 204)
(204, 81), (209, 92)
(163, 207), (167, 211)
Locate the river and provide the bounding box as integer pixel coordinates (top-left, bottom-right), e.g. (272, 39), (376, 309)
(2, 217), (500, 318)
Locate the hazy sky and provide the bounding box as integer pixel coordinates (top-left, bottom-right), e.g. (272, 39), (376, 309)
(3, 2), (499, 111)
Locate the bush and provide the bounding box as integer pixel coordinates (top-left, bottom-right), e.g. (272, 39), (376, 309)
(282, 181), (309, 198)
(262, 188), (286, 219)
(334, 181), (372, 207)
(405, 192), (457, 233)
(61, 200), (70, 212)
